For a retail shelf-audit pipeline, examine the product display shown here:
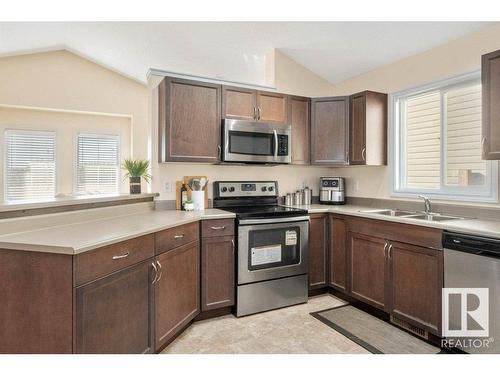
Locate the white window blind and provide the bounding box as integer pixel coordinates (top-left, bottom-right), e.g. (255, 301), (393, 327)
(4, 130), (56, 201)
(75, 134), (120, 195)
(392, 72), (497, 202)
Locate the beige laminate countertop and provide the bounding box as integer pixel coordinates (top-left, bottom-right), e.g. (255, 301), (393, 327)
(2, 202), (500, 256)
(0, 209), (234, 255)
(291, 203), (500, 240)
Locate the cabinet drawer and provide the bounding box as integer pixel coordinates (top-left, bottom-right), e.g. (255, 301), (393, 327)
(74, 234), (155, 287)
(201, 219), (235, 238)
(155, 221), (199, 254)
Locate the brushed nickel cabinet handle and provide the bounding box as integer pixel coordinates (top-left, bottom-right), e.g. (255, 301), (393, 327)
(174, 234), (184, 239)
(388, 244), (393, 259)
(253, 106), (257, 120)
(156, 261), (163, 282)
(362, 147), (366, 161)
(257, 107), (262, 121)
(231, 239), (235, 255)
(112, 251), (130, 260)
(151, 262), (158, 284)
(383, 243), (388, 258)
(217, 145), (221, 159)
(210, 226), (226, 230)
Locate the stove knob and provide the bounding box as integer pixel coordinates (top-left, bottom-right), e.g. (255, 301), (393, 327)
(229, 186), (235, 192)
(268, 186), (274, 192)
(221, 187), (228, 193)
(261, 186), (267, 192)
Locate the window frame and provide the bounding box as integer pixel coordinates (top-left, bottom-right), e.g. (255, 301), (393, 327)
(3, 128), (58, 202)
(73, 132), (121, 196)
(389, 70), (498, 203)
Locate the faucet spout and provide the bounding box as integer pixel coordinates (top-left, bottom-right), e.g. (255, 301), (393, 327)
(417, 195), (432, 214)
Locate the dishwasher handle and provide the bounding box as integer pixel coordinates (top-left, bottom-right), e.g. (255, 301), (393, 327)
(443, 231), (500, 258)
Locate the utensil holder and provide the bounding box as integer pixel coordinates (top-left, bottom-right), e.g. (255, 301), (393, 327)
(192, 191), (205, 211)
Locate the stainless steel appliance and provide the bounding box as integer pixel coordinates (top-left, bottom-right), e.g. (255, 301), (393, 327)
(319, 177), (345, 205)
(213, 181), (309, 317)
(221, 119), (291, 164)
(443, 231), (500, 353)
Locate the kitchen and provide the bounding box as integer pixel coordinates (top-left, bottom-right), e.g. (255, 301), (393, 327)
(1, 6), (500, 373)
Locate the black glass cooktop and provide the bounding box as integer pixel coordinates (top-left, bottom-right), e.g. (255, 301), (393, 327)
(221, 205), (308, 219)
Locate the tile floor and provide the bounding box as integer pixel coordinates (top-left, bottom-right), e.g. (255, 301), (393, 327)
(162, 294), (369, 354)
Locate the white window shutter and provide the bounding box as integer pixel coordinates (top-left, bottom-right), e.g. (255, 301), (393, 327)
(4, 130), (56, 201)
(76, 134), (120, 195)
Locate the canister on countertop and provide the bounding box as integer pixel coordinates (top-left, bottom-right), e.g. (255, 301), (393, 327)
(285, 193), (293, 206)
(303, 186), (312, 205)
(294, 190), (303, 206)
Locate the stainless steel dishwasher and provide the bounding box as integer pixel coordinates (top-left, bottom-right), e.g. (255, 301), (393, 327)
(443, 231), (500, 353)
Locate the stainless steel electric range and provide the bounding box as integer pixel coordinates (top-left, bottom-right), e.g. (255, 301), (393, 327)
(213, 181), (309, 317)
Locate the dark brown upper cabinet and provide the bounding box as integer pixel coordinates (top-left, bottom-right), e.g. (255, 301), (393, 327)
(158, 77), (222, 163)
(482, 49), (500, 160)
(222, 86), (257, 121)
(222, 86), (289, 124)
(311, 96), (350, 165)
(290, 96), (311, 165)
(349, 91), (387, 166)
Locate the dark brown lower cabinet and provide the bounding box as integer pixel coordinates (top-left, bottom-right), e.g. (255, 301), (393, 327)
(201, 236), (235, 311)
(0, 250), (73, 354)
(75, 260), (154, 354)
(308, 214), (328, 290)
(348, 232), (389, 311)
(389, 241), (443, 335)
(329, 216), (347, 292)
(155, 240), (200, 350)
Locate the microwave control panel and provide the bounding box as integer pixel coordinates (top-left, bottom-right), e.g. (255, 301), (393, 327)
(277, 135), (289, 156)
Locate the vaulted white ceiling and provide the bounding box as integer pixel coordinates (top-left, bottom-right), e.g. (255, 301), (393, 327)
(0, 22), (491, 85)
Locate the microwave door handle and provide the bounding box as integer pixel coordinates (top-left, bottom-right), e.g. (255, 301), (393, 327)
(273, 129), (278, 157)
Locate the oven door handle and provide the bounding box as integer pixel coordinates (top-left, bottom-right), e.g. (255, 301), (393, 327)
(239, 216), (310, 225)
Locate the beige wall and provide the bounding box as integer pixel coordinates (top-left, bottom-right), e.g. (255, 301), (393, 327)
(329, 23), (500, 206)
(0, 50), (149, 159)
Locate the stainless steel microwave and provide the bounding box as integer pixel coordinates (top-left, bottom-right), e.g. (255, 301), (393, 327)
(222, 119), (291, 164)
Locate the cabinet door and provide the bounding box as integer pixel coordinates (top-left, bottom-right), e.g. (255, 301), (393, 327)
(155, 241), (200, 350)
(482, 49), (500, 159)
(222, 86), (257, 121)
(75, 261), (154, 354)
(158, 77), (221, 162)
(257, 91), (289, 124)
(201, 236), (235, 311)
(349, 232), (389, 311)
(329, 216), (347, 292)
(349, 92), (366, 165)
(290, 96), (310, 165)
(389, 241), (443, 335)
(308, 214), (328, 290)
(311, 97), (349, 165)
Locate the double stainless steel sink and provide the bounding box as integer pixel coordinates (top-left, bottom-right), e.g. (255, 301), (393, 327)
(359, 209), (468, 222)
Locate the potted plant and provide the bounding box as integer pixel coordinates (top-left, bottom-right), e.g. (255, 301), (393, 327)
(122, 159), (152, 194)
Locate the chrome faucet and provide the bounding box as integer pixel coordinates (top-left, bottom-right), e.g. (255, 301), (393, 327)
(417, 195), (432, 214)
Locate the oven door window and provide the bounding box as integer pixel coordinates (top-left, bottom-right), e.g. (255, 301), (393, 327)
(229, 130), (274, 156)
(247, 226), (300, 271)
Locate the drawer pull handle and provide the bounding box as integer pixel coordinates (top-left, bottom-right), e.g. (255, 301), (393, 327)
(210, 226), (226, 230)
(174, 234), (184, 239)
(112, 252), (130, 260)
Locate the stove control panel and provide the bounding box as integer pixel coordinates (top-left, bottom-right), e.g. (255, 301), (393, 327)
(215, 181), (278, 198)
